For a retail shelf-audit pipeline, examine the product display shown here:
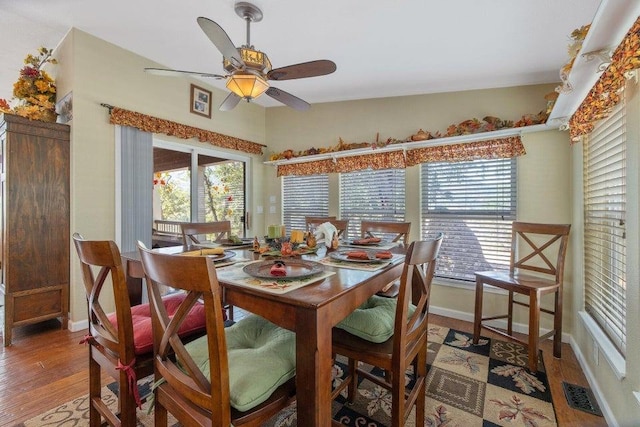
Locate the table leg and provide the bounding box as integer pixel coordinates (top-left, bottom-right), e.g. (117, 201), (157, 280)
(295, 305), (333, 426)
(473, 278), (483, 344)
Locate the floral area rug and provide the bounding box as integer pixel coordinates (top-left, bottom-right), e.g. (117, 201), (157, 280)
(20, 326), (557, 427)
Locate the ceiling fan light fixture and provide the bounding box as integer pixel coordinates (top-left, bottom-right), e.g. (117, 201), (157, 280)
(226, 73), (269, 100)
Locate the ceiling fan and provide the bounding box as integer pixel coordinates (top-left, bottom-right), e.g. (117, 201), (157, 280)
(145, 1), (337, 111)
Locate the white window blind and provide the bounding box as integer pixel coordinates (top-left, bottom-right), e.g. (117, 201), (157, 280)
(583, 101), (627, 356)
(340, 169), (406, 240)
(421, 158), (516, 281)
(282, 174), (329, 232)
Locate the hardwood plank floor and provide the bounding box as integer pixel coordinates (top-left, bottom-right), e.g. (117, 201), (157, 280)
(0, 313), (608, 426)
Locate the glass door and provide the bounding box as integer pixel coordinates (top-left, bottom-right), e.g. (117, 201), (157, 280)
(152, 144), (247, 247)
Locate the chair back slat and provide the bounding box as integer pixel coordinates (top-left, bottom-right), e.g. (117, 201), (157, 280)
(361, 221), (411, 244)
(306, 216), (348, 237)
(181, 221), (232, 248)
(395, 233), (443, 361)
(73, 233), (135, 359)
(510, 222), (571, 281)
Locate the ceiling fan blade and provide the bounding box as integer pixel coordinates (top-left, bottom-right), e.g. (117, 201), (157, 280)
(219, 92), (242, 111)
(267, 60), (336, 81)
(197, 16), (245, 68)
(144, 67), (226, 79)
(266, 87), (310, 111)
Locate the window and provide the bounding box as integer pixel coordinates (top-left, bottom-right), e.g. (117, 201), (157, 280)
(583, 101), (627, 356)
(282, 174), (329, 233)
(339, 169), (406, 240)
(421, 158), (516, 282)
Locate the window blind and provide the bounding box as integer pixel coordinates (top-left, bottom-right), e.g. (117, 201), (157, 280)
(421, 158), (516, 281)
(583, 101), (627, 356)
(282, 174), (329, 233)
(339, 169), (406, 240)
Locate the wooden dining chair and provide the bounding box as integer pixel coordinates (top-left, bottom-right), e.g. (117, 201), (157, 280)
(181, 221), (232, 249)
(73, 233), (207, 427)
(332, 234), (443, 427)
(137, 243), (297, 427)
(306, 216), (348, 238)
(473, 222), (571, 372)
(181, 221), (235, 319)
(305, 216), (336, 232)
(360, 220), (412, 244)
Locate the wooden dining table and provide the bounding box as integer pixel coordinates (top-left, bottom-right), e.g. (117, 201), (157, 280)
(121, 243), (405, 427)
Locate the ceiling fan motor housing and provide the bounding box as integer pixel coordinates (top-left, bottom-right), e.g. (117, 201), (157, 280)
(223, 47), (272, 74)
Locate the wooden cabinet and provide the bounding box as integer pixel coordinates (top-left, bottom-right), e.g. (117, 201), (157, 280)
(0, 114), (70, 346)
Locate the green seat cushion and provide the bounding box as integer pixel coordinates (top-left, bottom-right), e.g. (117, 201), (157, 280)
(184, 314), (296, 412)
(336, 295), (415, 343)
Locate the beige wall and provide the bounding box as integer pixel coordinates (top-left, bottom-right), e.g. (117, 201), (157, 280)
(57, 29), (268, 324)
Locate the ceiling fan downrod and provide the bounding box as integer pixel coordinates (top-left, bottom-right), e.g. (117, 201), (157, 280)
(234, 1), (262, 49)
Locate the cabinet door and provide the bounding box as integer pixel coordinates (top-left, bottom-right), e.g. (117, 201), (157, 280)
(5, 133), (69, 293)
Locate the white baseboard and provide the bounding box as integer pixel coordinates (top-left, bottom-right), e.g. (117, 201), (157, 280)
(68, 318), (88, 332)
(569, 335), (618, 427)
(429, 304), (571, 344)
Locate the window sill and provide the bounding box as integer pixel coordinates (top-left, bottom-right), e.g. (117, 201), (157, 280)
(579, 311), (625, 380)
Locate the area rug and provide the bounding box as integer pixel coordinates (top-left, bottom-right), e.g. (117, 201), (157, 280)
(19, 325), (557, 427)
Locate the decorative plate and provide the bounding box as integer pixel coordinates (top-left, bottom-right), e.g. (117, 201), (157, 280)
(220, 238), (254, 247)
(182, 249), (236, 262)
(243, 259), (324, 279)
(349, 240), (383, 246)
(329, 250), (384, 263)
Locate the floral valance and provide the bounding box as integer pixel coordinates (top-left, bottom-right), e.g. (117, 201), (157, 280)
(276, 136), (524, 176)
(569, 16), (640, 142)
(108, 106), (264, 155)
(405, 136), (524, 166)
(276, 150), (406, 177)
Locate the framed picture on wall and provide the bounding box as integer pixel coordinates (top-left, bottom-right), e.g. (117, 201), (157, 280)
(190, 84), (212, 118)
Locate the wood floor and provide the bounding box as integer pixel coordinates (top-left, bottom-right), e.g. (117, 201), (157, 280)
(0, 313), (608, 426)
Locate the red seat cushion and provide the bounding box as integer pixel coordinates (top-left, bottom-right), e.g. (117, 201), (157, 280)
(107, 293), (209, 355)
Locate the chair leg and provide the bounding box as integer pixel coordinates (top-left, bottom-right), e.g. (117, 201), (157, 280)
(553, 289), (563, 359)
(347, 358), (357, 404)
(228, 304), (235, 321)
(473, 279), (483, 344)
(391, 363), (404, 427)
(507, 291), (514, 336)
(528, 291), (541, 372)
(154, 399), (168, 427)
(88, 354), (102, 427)
(119, 371), (137, 425)
(415, 348), (427, 426)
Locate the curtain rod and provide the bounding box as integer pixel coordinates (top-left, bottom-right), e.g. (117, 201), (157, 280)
(100, 103), (114, 113)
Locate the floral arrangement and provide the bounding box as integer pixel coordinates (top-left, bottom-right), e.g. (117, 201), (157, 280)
(269, 109), (550, 162)
(0, 47), (58, 122)
(558, 24), (591, 93)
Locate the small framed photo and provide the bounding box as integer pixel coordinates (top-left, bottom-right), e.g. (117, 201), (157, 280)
(190, 84), (212, 118)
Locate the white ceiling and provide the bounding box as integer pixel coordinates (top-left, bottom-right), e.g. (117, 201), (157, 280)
(0, 0), (602, 109)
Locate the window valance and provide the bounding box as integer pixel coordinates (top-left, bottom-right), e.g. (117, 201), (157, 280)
(569, 16), (640, 142)
(107, 106), (264, 155)
(405, 136), (524, 166)
(276, 135), (525, 176)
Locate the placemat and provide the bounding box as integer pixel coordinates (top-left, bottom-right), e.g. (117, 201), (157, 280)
(215, 260), (335, 294)
(318, 254), (403, 271)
